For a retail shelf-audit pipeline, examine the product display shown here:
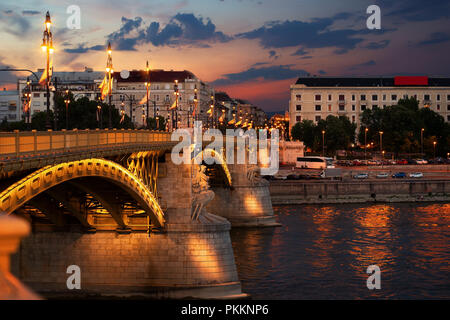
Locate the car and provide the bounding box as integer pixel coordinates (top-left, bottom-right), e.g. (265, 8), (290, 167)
(409, 172), (424, 178)
(353, 173), (369, 179)
(376, 172), (389, 179)
(397, 159), (408, 165)
(392, 172), (406, 178)
(415, 159), (428, 165)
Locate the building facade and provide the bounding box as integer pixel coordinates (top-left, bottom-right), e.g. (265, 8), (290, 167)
(289, 76), (450, 134)
(0, 90), (20, 122)
(113, 70), (214, 128)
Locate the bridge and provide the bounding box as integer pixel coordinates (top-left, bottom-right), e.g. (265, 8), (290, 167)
(0, 129), (277, 299)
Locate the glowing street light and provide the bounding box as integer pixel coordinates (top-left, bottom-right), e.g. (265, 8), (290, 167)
(41, 11), (54, 129)
(433, 141), (437, 158)
(64, 89), (70, 129)
(364, 127), (368, 160)
(322, 130), (326, 156)
(421, 128), (425, 155)
(379, 131), (383, 158)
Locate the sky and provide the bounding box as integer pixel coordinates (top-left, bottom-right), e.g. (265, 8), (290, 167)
(0, 0), (450, 112)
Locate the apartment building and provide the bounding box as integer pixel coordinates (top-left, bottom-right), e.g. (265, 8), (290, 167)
(113, 69), (214, 127)
(0, 90), (20, 122)
(289, 76), (450, 132)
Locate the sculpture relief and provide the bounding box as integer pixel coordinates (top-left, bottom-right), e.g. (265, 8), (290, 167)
(191, 165), (215, 221)
(247, 165), (268, 186)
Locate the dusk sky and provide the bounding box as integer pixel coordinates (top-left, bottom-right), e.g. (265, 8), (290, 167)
(1, 0), (450, 111)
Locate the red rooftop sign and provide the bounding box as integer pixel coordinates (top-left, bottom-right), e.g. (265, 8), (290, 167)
(394, 76), (428, 86)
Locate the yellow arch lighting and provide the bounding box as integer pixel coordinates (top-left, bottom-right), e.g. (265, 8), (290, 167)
(192, 149), (232, 187)
(0, 158), (165, 228)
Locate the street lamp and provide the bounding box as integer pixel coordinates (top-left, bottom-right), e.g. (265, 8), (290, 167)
(421, 128), (424, 156)
(64, 89), (70, 129)
(97, 104), (102, 129)
(379, 131), (383, 158)
(433, 141), (437, 158)
(145, 60), (151, 128)
(22, 78), (31, 124)
(41, 11), (54, 130)
(105, 42), (114, 129)
(193, 86), (198, 126)
(322, 130), (325, 157)
(173, 80), (179, 130)
(364, 127), (368, 160)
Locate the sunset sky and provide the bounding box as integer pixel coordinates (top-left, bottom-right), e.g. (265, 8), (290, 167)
(1, 0), (449, 111)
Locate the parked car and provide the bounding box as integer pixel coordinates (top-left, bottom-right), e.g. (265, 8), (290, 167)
(376, 172), (389, 179)
(409, 172), (424, 178)
(354, 173), (369, 179)
(392, 172), (406, 178)
(286, 174), (300, 180)
(415, 159), (428, 165)
(397, 159), (408, 165)
(368, 160), (377, 165)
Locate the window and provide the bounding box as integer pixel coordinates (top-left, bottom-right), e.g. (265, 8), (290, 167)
(448, 105), (450, 111)
(437, 94), (440, 101)
(315, 105), (321, 111)
(328, 94), (332, 101)
(33, 93), (40, 98)
(382, 94), (386, 101)
(315, 115), (321, 122)
(361, 105), (366, 111)
(352, 94), (356, 101)
(339, 104), (345, 111)
(448, 115), (450, 121)
(296, 94), (302, 101)
(437, 105), (440, 111)
(424, 94), (430, 101)
(339, 94), (345, 101)
(296, 105), (302, 111)
(360, 94), (366, 101)
(315, 94), (321, 101)
(352, 115), (356, 123)
(352, 105), (356, 111)
(447, 94), (450, 101)
(392, 94), (397, 101)
(372, 95), (378, 101)
(328, 105), (332, 111)
(296, 116), (301, 122)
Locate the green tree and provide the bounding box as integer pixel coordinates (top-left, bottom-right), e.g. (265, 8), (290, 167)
(291, 120), (316, 149)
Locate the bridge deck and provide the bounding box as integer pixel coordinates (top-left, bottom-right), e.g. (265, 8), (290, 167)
(0, 129), (176, 173)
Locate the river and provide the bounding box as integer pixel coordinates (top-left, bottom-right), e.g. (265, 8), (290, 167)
(230, 203), (450, 299)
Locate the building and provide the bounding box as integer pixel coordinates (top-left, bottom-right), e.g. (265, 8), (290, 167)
(113, 69), (214, 127)
(0, 90), (20, 122)
(289, 76), (450, 134)
(18, 67), (104, 117)
(17, 68), (214, 128)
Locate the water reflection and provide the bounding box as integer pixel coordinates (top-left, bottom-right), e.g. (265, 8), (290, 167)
(230, 203), (450, 299)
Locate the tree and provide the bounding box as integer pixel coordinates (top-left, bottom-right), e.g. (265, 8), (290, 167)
(291, 120), (315, 149)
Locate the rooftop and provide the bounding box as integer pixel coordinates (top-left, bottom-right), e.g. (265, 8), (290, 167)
(294, 76), (450, 87)
(114, 70), (197, 83)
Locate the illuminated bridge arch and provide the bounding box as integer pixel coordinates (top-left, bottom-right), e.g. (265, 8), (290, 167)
(193, 149), (232, 188)
(0, 158), (165, 228)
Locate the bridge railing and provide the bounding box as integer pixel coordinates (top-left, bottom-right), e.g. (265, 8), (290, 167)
(0, 129), (172, 159)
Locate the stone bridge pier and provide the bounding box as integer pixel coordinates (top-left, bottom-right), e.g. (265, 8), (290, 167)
(206, 162), (279, 227)
(10, 153), (245, 299)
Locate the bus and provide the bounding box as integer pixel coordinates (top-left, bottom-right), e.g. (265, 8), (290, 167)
(296, 157), (335, 169)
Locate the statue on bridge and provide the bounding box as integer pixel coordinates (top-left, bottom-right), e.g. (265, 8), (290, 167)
(191, 165), (215, 221)
(247, 165), (269, 187)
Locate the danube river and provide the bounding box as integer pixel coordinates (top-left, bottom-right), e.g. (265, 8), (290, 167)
(230, 203), (450, 299)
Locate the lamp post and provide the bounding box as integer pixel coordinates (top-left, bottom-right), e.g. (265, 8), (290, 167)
(379, 131), (383, 159)
(145, 60), (151, 128)
(22, 78), (31, 124)
(364, 127), (368, 160)
(64, 89), (70, 129)
(173, 80), (179, 129)
(322, 130), (325, 157)
(105, 43), (114, 129)
(193, 86), (198, 126)
(421, 128), (424, 156)
(156, 108), (160, 130)
(433, 141), (437, 158)
(97, 104), (102, 129)
(41, 11), (54, 130)
(210, 95), (215, 128)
